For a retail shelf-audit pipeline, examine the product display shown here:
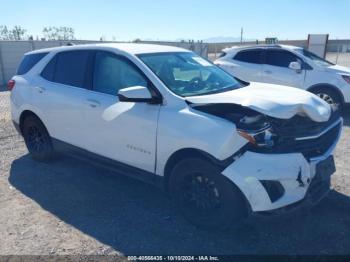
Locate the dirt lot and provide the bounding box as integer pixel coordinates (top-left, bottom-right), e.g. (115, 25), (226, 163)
(1, 90), (350, 256)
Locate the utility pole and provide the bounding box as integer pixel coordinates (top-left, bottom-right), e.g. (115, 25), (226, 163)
(240, 27), (243, 45)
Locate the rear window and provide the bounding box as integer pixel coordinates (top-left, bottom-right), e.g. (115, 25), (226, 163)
(41, 50), (93, 89)
(17, 52), (48, 75)
(234, 50), (262, 64)
(41, 55), (57, 81)
(54, 51), (91, 88)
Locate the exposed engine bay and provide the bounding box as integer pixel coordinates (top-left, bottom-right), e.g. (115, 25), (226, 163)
(190, 103), (342, 159)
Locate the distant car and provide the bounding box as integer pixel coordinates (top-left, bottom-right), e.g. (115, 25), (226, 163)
(214, 44), (350, 111)
(9, 43), (341, 229)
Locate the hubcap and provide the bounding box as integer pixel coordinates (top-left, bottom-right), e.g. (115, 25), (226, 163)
(27, 126), (46, 153)
(317, 93), (335, 105)
(182, 174), (221, 211)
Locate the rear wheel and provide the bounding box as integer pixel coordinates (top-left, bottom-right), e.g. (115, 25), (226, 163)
(22, 115), (54, 161)
(311, 86), (343, 113)
(168, 157), (249, 230)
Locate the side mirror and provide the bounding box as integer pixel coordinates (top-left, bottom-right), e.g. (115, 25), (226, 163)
(118, 86), (161, 104)
(289, 61), (302, 72)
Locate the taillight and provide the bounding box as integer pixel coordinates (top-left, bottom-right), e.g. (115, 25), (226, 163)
(7, 79), (15, 91)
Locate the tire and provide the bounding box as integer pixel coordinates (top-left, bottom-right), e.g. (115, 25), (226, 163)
(310, 86), (343, 113)
(168, 157), (249, 230)
(22, 115), (54, 161)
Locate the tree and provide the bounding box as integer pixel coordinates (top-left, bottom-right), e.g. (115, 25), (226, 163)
(11, 26), (27, 40)
(0, 25), (27, 40)
(42, 26), (75, 40)
(0, 25), (9, 40)
(132, 38), (141, 43)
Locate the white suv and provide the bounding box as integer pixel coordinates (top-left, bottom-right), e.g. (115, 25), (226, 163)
(9, 44), (342, 229)
(214, 45), (350, 111)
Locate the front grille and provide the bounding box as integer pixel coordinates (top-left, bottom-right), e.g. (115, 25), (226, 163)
(252, 116), (342, 159)
(269, 113), (340, 138)
(279, 120), (341, 159)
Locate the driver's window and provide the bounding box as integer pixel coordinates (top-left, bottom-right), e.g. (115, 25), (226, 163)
(93, 51), (148, 96)
(265, 50), (300, 68)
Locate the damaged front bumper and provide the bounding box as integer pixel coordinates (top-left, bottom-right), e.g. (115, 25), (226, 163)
(222, 118), (342, 213)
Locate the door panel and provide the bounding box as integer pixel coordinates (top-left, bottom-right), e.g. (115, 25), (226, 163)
(231, 49), (263, 82)
(232, 61), (263, 82)
(83, 93), (160, 172)
(36, 50), (94, 148)
(261, 64), (305, 88)
(33, 78), (90, 148)
(82, 51), (160, 173)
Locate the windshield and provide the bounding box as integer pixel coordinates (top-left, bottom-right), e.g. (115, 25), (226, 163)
(138, 52), (242, 97)
(297, 49), (334, 66)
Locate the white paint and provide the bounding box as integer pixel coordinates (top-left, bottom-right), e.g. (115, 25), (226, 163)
(118, 86), (152, 99)
(186, 82), (331, 122)
(215, 44), (350, 103)
(10, 43), (342, 213)
(223, 152), (311, 211)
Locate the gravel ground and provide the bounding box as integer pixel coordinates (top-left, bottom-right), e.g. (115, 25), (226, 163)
(0, 89), (350, 256)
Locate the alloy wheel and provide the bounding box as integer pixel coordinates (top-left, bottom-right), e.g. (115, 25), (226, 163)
(317, 93), (335, 105)
(181, 173), (222, 211)
(26, 126), (46, 153)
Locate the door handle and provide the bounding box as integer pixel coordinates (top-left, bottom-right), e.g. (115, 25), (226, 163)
(35, 86), (46, 93)
(85, 99), (100, 108)
(264, 70), (272, 74)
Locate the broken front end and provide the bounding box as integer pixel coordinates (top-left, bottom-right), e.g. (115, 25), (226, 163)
(192, 103), (342, 212)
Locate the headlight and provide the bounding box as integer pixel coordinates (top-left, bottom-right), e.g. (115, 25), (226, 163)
(342, 75), (350, 84)
(238, 128), (275, 148)
(236, 114), (275, 148)
(238, 130), (257, 145)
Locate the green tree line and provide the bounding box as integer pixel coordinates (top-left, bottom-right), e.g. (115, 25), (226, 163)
(0, 25), (75, 40)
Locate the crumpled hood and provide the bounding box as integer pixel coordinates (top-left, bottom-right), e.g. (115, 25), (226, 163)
(186, 82), (331, 122)
(326, 64), (350, 75)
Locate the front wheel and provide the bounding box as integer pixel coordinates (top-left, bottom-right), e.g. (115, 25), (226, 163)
(22, 115), (54, 161)
(311, 87), (343, 113)
(168, 157), (249, 230)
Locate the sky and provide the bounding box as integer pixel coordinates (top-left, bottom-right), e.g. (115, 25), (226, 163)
(1, 0), (349, 41)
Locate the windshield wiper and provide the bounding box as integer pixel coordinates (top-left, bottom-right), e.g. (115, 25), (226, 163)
(185, 84), (241, 97)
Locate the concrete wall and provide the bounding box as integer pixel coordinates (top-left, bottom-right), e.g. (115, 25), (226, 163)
(0, 40), (209, 85)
